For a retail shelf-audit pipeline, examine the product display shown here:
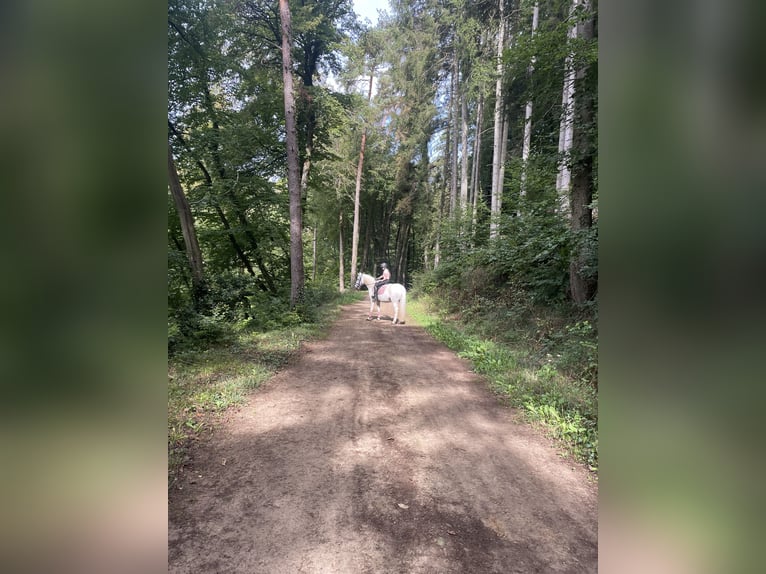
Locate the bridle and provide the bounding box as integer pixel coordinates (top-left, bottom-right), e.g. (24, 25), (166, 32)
(354, 273), (364, 290)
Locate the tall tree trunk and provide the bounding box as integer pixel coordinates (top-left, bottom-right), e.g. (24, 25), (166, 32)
(556, 0), (581, 218)
(569, 0), (596, 304)
(300, 89), (315, 209)
(444, 87), (453, 218)
(519, 2), (539, 206)
(498, 109), (510, 223)
(450, 57), (459, 216)
(279, 0), (304, 307)
(338, 210), (345, 292)
(471, 93), (485, 241)
(312, 224), (317, 281)
(167, 143), (206, 307)
(434, 174), (445, 269)
(351, 70), (375, 286)
(361, 213), (371, 273)
(460, 82), (469, 212)
(490, 0), (506, 239)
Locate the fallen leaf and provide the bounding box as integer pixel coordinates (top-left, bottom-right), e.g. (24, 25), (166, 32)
(448, 530), (456, 535)
(397, 503), (409, 509)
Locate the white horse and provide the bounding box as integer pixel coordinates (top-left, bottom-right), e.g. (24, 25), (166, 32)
(354, 272), (407, 324)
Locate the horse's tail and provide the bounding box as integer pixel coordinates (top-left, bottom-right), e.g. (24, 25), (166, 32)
(399, 289), (407, 323)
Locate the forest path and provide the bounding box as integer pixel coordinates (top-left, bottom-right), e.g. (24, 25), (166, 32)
(168, 300), (597, 573)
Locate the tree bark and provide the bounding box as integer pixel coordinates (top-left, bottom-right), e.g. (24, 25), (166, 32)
(519, 2), (539, 206)
(556, 0), (581, 219)
(569, 0), (596, 304)
(280, 0), (304, 307)
(168, 143), (206, 307)
(450, 57), (459, 216)
(338, 210), (345, 292)
(350, 70), (375, 286)
(312, 224), (317, 281)
(470, 93), (484, 242)
(498, 109), (510, 222)
(460, 81), (469, 212)
(490, 0), (506, 239)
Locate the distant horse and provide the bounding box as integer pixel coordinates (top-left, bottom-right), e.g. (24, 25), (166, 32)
(354, 272), (407, 324)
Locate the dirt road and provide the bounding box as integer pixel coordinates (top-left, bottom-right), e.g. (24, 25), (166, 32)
(168, 300), (597, 573)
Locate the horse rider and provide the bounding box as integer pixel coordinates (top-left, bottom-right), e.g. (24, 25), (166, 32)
(373, 262), (391, 301)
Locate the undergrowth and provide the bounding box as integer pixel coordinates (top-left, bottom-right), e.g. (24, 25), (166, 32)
(408, 294), (598, 471)
(168, 289), (363, 486)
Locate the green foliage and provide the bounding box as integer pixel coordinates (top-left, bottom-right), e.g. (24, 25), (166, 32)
(545, 319), (598, 384)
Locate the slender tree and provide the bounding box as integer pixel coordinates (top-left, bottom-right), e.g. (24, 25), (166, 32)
(168, 142), (206, 307)
(450, 55), (459, 216)
(280, 0), (305, 307)
(470, 92), (484, 240)
(490, 0), (506, 239)
(556, 0), (581, 217)
(568, 0), (597, 304)
(338, 210), (345, 291)
(350, 70), (375, 286)
(459, 85), (469, 212)
(519, 1), (539, 204)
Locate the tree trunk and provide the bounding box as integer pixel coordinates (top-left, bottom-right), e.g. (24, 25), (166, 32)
(569, 0), (596, 304)
(450, 57), (459, 216)
(556, 0), (581, 219)
(490, 0), (506, 239)
(470, 93), (484, 242)
(167, 143), (206, 307)
(498, 109), (510, 222)
(434, 172), (445, 269)
(350, 70), (375, 286)
(339, 210), (345, 292)
(460, 81), (469, 212)
(280, 0), (304, 308)
(312, 224), (318, 281)
(444, 89), (453, 218)
(361, 213), (371, 273)
(519, 2), (539, 206)
(300, 90), (315, 209)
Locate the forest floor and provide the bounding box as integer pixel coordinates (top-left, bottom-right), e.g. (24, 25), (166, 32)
(168, 300), (597, 573)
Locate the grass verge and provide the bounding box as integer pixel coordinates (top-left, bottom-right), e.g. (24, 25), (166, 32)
(408, 295), (598, 472)
(168, 291), (363, 487)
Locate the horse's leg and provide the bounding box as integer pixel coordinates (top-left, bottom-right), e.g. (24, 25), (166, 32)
(376, 299), (381, 320)
(368, 294), (374, 320)
(392, 300), (398, 324)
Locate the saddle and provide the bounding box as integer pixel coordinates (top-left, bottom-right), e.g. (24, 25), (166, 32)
(373, 283), (389, 301)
